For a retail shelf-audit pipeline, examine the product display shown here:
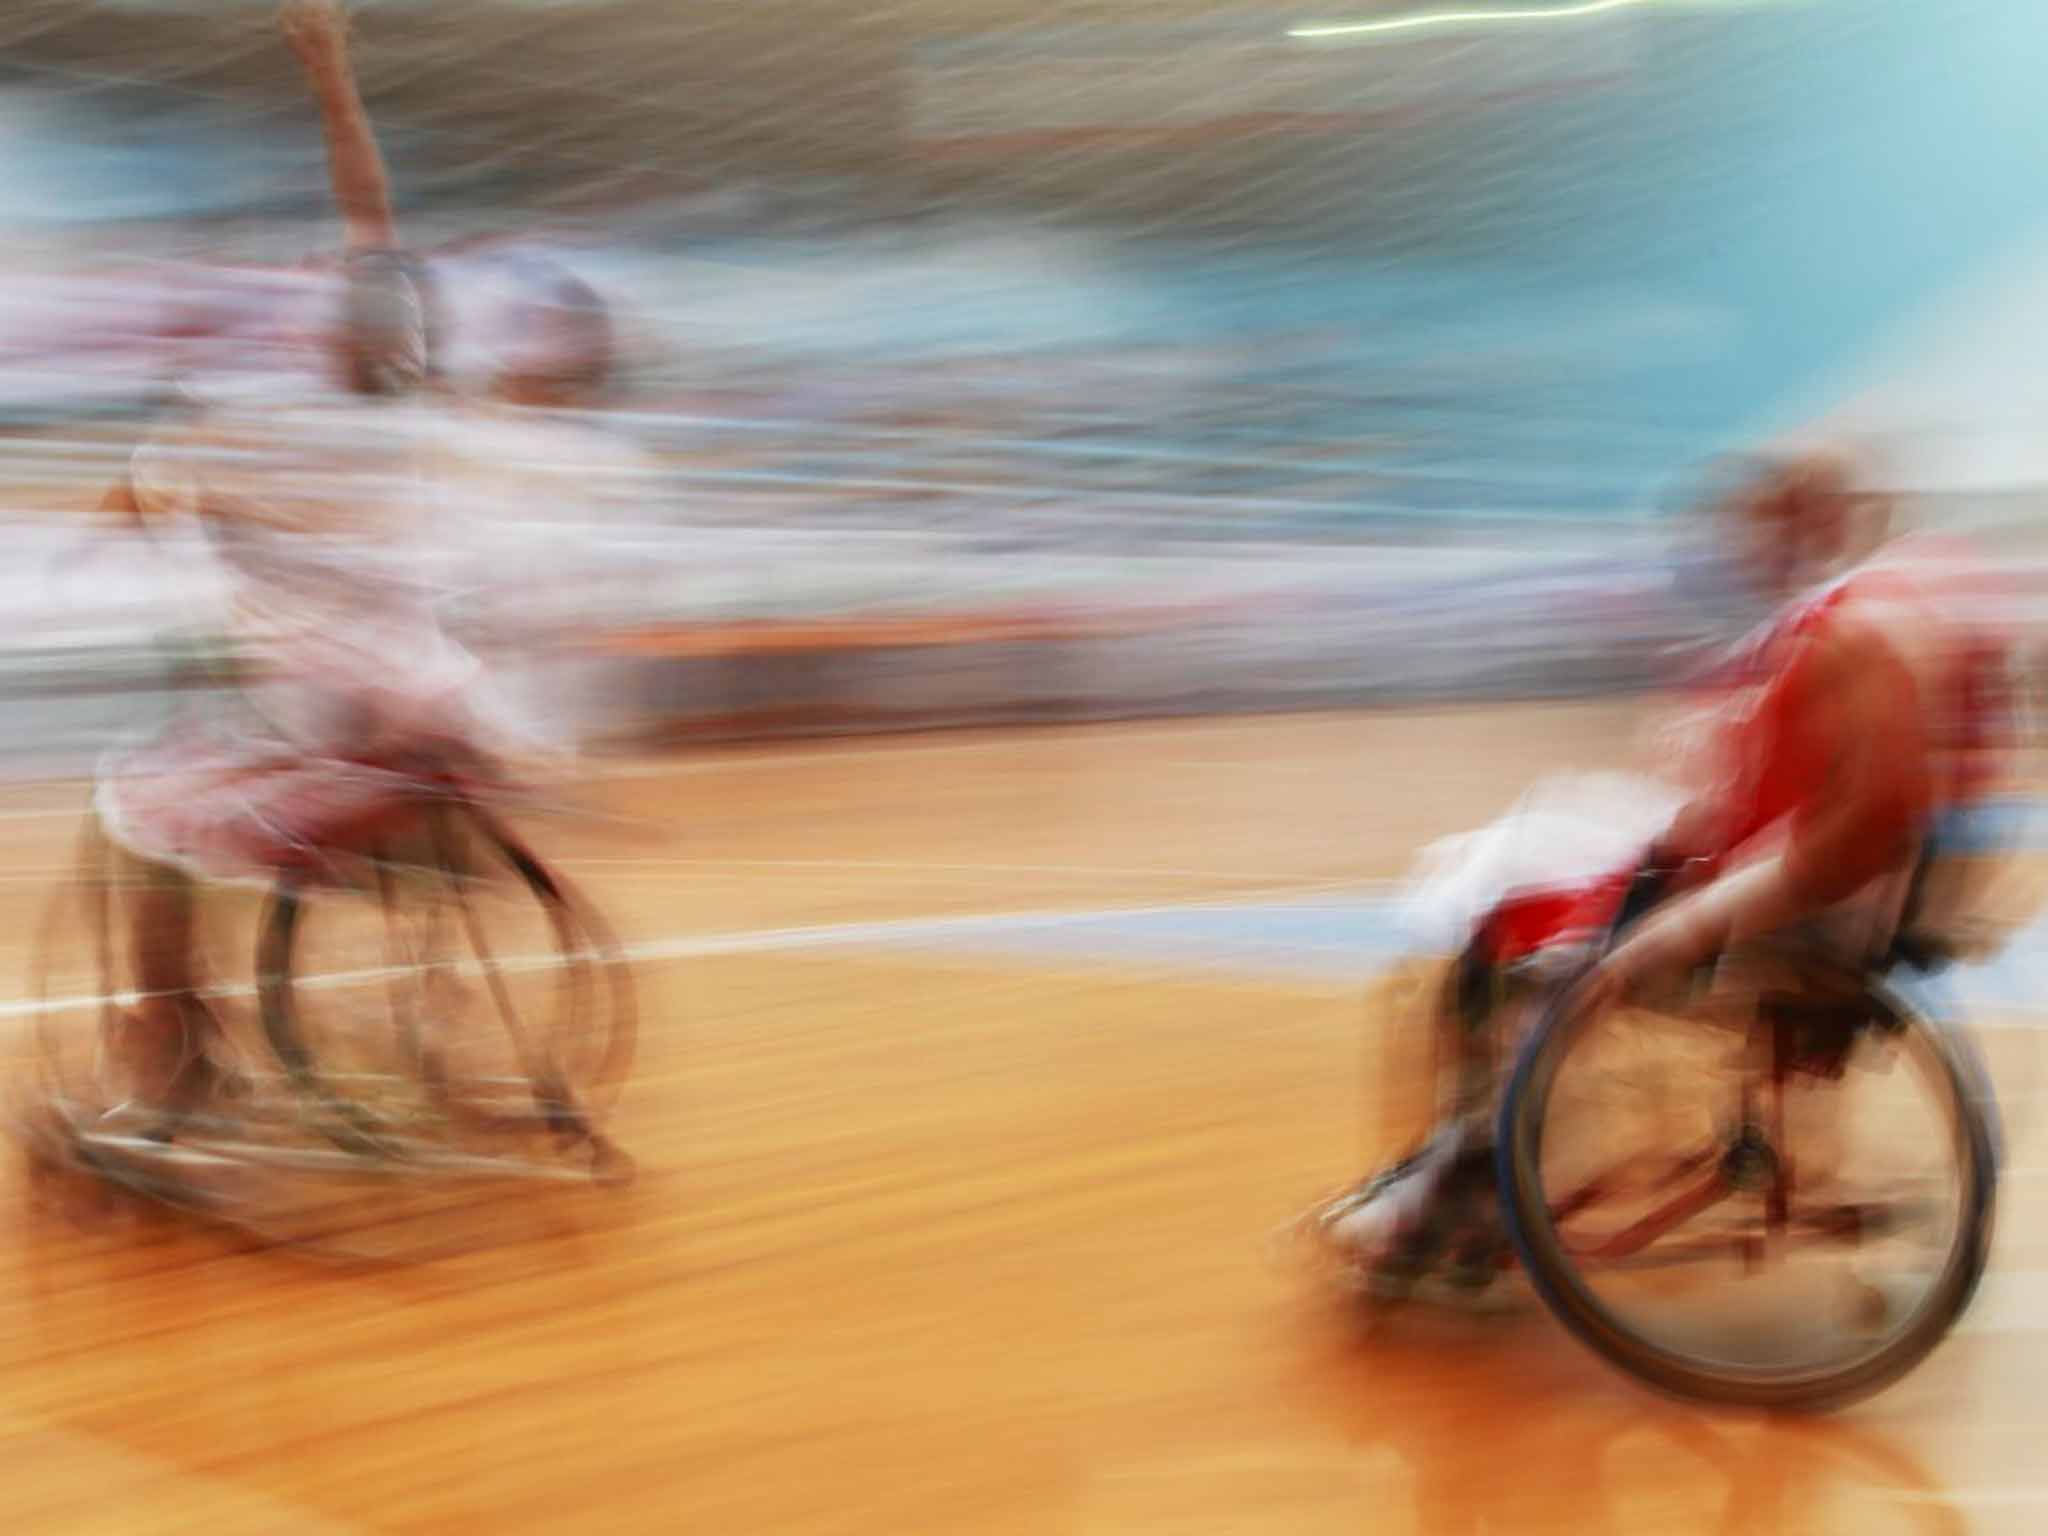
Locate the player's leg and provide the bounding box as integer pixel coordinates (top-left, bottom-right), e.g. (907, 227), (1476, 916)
(112, 850), (226, 1127)
(1310, 877), (1629, 1290)
(1311, 928), (1511, 1290)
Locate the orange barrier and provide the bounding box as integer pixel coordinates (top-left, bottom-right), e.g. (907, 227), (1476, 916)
(589, 603), (1204, 660)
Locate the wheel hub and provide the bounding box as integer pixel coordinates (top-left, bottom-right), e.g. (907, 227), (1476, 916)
(1720, 1124), (1779, 1191)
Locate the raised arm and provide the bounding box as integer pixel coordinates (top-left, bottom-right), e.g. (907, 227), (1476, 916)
(281, 0), (398, 254)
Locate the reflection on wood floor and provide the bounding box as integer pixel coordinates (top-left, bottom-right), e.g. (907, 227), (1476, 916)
(0, 706), (2040, 1534)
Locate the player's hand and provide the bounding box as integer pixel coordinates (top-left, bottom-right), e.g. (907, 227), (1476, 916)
(1565, 944), (1645, 1025)
(1568, 898), (1717, 1021)
(99, 478), (149, 530)
(280, 0), (349, 64)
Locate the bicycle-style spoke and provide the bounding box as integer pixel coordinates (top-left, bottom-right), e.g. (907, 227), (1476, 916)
(1505, 955), (1989, 1402)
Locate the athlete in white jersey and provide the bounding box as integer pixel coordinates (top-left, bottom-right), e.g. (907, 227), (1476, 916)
(87, 2), (542, 1123)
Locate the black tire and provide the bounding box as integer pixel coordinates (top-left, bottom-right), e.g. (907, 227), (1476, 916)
(1496, 973), (1997, 1411)
(257, 802), (635, 1159)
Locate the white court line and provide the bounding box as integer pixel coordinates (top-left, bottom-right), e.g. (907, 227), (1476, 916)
(0, 885), (1393, 1023)
(2, 875), (2041, 1026)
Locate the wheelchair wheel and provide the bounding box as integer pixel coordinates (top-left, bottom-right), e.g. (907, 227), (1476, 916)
(1496, 954), (1996, 1410)
(256, 801), (635, 1171)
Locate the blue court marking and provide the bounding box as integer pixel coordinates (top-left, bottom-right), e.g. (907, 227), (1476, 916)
(886, 894), (1419, 982)
(878, 892), (2048, 1020)
(861, 800), (2048, 1019)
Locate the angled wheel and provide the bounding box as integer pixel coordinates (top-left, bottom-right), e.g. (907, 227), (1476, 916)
(257, 801), (635, 1172)
(1497, 954), (1996, 1410)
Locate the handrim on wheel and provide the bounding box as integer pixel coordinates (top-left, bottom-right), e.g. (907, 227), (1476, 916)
(1495, 955), (1996, 1411)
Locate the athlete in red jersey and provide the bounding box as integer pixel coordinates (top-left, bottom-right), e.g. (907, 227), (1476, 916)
(1312, 449), (2019, 1288)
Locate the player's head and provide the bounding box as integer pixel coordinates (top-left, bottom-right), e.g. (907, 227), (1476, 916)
(334, 248), (428, 396)
(1715, 448), (1867, 598)
(487, 256), (614, 408)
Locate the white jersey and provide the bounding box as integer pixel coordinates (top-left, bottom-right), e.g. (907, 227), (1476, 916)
(430, 402), (666, 748)
(128, 394), (487, 751)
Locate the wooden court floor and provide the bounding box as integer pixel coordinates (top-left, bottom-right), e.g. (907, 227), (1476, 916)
(0, 703), (2042, 1535)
